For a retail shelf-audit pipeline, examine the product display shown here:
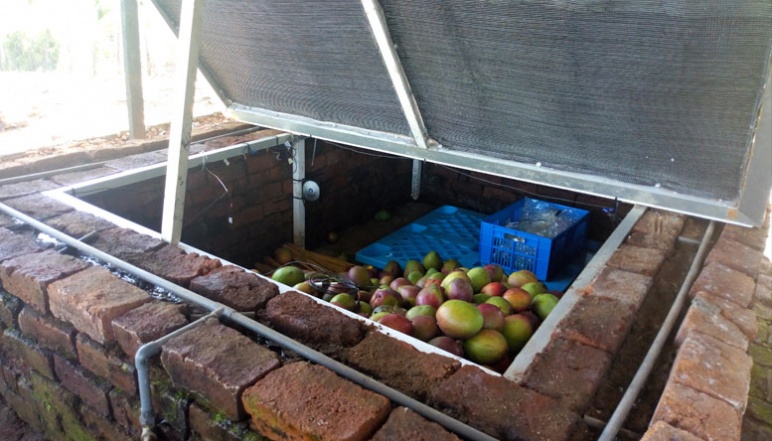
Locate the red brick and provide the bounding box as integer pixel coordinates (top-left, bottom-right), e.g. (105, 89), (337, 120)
(0, 289), (23, 328)
(430, 365), (583, 441)
(89, 227), (165, 261)
(48, 266), (152, 344)
(161, 319), (280, 420)
(109, 388), (141, 437)
(18, 306), (77, 358)
(342, 331), (459, 401)
(651, 381), (741, 441)
(521, 337), (613, 413)
(0, 249), (89, 312)
(81, 404), (132, 441)
(720, 223), (769, 252)
(607, 244), (667, 277)
(50, 167), (117, 186)
(112, 301), (188, 359)
(45, 210), (114, 238)
(0, 227), (45, 263)
(705, 237), (762, 279)
(557, 295), (636, 353)
(691, 262), (756, 308)
(675, 297), (749, 351)
(585, 267), (653, 309)
(243, 361), (390, 441)
(626, 210), (684, 252)
(670, 332), (752, 412)
(54, 354), (112, 417)
(2, 328), (55, 379)
(264, 290), (367, 353)
(0, 179), (60, 200)
(128, 244), (221, 287)
(190, 266), (280, 312)
(370, 406), (462, 441)
(76, 334), (136, 395)
(640, 421), (704, 441)
(694, 291), (758, 340)
(2, 193), (73, 220)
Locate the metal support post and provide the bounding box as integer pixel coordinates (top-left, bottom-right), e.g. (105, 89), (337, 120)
(411, 159), (422, 200)
(121, 0), (146, 139)
(292, 138), (306, 247)
(161, 0), (203, 244)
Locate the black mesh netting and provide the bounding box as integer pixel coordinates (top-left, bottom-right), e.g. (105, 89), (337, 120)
(155, 0), (771, 202)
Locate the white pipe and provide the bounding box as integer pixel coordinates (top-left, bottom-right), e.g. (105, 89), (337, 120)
(0, 201), (498, 441)
(598, 221), (716, 441)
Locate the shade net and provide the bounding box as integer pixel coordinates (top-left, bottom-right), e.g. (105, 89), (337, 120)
(155, 0), (771, 203)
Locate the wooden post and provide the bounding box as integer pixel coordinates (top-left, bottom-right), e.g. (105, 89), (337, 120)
(161, 0), (203, 244)
(120, 0), (146, 139)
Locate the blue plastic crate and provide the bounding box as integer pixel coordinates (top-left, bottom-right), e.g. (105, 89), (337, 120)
(479, 198), (589, 280)
(355, 205), (485, 270)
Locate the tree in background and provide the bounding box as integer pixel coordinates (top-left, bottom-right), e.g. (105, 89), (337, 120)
(1, 29), (60, 71)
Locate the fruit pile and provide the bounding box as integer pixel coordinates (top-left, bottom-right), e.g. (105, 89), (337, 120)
(272, 251), (561, 372)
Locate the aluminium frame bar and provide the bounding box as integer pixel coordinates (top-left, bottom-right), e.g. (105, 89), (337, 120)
(120, 0), (146, 139)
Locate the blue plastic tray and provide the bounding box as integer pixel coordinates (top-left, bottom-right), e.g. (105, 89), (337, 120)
(355, 205), (485, 270)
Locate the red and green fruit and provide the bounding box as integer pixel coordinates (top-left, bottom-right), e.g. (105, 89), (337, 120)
(372, 304), (406, 316)
(436, 300), (484, 339)
(441, 259), (460, 274)
(440, 270), (471, 290)
(347, 265), (371, 288)
(370, 312), (390, 322)
(407, 271), (424, 285)
(357, 302), (373, 317)
(477, 303), (505, 331)
(521, 281), (547, 297)
(472, 293), (492, 304)
(411, 315), (439, 341)
(422, 250), (443, 271)
(532, 293), (559, 320)
(379, 274), (395, 286)
(483, 264), (505, 284)
(467, 267), (492, 293)
(381, 260), (401, 277)
(445, 278), (474, 302)
(463, 329), (508, 365)
(389, 277), (411, 290)
(405, 305), (436, 320)
(415, 285), (445, 309)
(507, 269), (539, 288)
(369, 288), (401, 309)
(501, 314), (534, 354)
(480, 281), (507, 297)
(293, 281), (315, 295)
(502, 287), (533, 312)
(428, 336), (464, 357)
(330, 293), (356, 311)
(485, 296), (513, 316)
(379, 314), (414, 335)
(403, 259), (425, 278)
(397, 285), (420, 307)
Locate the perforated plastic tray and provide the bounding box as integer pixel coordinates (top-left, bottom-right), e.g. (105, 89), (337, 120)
(355, 205), (485, 270)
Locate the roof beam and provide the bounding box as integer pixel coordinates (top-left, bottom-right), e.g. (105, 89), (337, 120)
(361, 0), (431, 149)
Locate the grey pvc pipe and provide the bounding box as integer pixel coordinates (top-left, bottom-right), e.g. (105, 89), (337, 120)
(0, 202), (498, 441)
(598, 221), (716, 441)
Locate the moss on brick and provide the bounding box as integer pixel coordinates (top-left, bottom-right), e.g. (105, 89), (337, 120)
(750, 343), (772, 367)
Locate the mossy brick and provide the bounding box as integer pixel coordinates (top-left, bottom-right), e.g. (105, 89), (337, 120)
(754, 302), (772, 324)
(48, 266), (151, 344)
(720, 223), (769, 252)
(690, 262), (756, 308)
(6, 379), (45, 433)
(60, 405), (99, 441)
(112, 301), (188, 359)
(2, 193), (74, 220)
(640, 421), (704, 441)
(746, 395), (772, 426)
(521, 337), (613, 413)
(670, 332), (753, 412)
(81, 404), (132, 441)
(341, 331), (459, 402)
(750, 343), (772, 367)
(190, 266), (280, 313)
(676, 297), (749, 351)
(585, 267), (653, 309)
(148, 369), (192, 435)
(651, 381), (741, 441)
(607, 244), (667, 277)
(189, 403), (267, 441)
(705, 237), (762, 279)
(44, 210), (114, 238)
(264, 290), (367, 354)
(0, 179), (61, 201)
(756, 318), (772, 345)
(756, 273), (772, 308)
(1, 361), (19, 395)
(370, 407), (462, 441)
(54, 354), (112, 417)
(129, 244), (222, 287)
(76, 334), (136, 396)
(0, 227), (45, 263)
(750, 359), (772, 402)
(557, 295), (636, 353)
(2, 328), (55, 379)
(0, 249), (89, 312)
(30, 370), (76, 436)
(50, 167), (117, 186)
(161, 319), (281, 421)
(430, 365), (583, 441)
(694, 291), (758, 340)
(742, 417), (772, 441)
(18, 306), (77, 359)
(0, 289), (23, 328)
(89, 227), (165, 262)
(109, 388), (141, 437)
(242, 362), (390, 441)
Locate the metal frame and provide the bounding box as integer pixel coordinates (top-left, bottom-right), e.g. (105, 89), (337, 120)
(121, 0), (146, 139)
(292, 138), (306, 247)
